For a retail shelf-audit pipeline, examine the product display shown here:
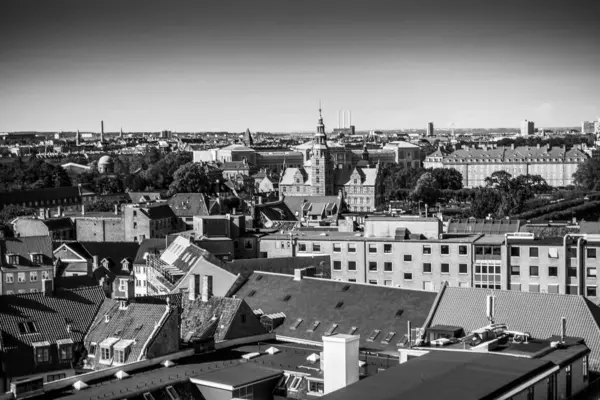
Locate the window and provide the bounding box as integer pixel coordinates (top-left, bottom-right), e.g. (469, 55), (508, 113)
(587, 286), (597, 297)
(588, 248), (597, 259)
(459, 264), (468, 274)
(548, 284), (559, 294)
(423, 263), (432, 273)
(348, 278), (356, 282)
(404, 273), (412, 280)
(441, 263), (449, 274)
(568, 267), (577, 277)
(584, 355), (589, 381)
(511, 265), (520, 276)
(367, 329), (381, 341)
(290, 376), (303, 391)
(441, 245), (449, 255)
(42, 270), (50, 280)
(18, 321), (38, 334)
(47, 373), (66, 382)
(308, 380), (324, 394)
(133, 210), (137, 217)
(298, 243), (307, 252)
(529, 247), (539, 258)
(529, 266), (539, 277)
(333, 243), (341, 252)
(59, 344), (73, 362)
(30, 271), (38, 282)
(114, 349), (128, 364)
(567, 285), (578, 295)
(369, 262), (377, 272)
(312, 243), (321, 252)
(549, 247), (559, 258)
(369, 279), (378, 285)
(308, 321), (320, 332)
(510, 247), (520, 257)
(384, 262), (393, 272)
(369, 244), (377, 253)
(403, 255), (412, 262)
(290, 318), (303, 330)
(89, 342), (97, 356)
(549, 266), (558, 277)
(384, 244), (392, 253)
(5, 273), (14, 283)
(587, 268), (597, 278)
(18, 272), (26, 283)
(35, 346), (50, 363)
(101, 346), (112, 360)
(348, 261), (356, 271)
(422, 245), (432, 255)
(459, 245), (467, 255)
(244, 239), (253, 249)
(568, 248), (577, 258)
(133, 222), (137, 229)
(31, 254), (43, 264)
(333, 261), (341, 271)
(510, 283), (521, 291)
(384, 280), (392, 286)
(529, 283), (540, 293)
(348, 243), (356, 253)
(165, 386), (181, 400)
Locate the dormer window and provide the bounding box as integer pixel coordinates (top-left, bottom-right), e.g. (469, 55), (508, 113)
(6, 254), (19, 265)
(57, 339), (74, 362)
(18, 321), (38, 335)
(99, 337), (120, 363)
(31, 253), (43, 265)
(113, 340), (134, 364)
(32, 341), (50, 364)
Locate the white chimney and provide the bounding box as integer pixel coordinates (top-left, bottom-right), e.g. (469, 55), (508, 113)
(202, 275), (213, 302)
(294, 268), (303, 281)
(323, 334), (360, 394)
(81, 204), (86, 216)
(486, 295), (495, 323)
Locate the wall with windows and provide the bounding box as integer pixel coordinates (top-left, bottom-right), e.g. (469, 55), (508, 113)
(1, 267), (53, 295)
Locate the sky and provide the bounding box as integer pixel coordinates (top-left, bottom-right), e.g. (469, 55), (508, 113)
(1, 0), (599, 132)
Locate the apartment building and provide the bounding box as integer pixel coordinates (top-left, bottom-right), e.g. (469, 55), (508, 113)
(123, 203), (181, 242)
(0, 236), (54, 295)
(259, 230), (480, 291)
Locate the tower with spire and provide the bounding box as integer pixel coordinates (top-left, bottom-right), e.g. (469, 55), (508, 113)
(76, 129), (81, 146)
(120, 127), (123, 139)
(310, 105), (334, 195)
(362, 140), (369, 161)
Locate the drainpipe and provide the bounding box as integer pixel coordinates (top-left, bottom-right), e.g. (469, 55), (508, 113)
(563, 234), (586, 295)
(578, 237), (585, 296)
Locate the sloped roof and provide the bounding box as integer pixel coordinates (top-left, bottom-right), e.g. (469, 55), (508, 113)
(256, 200), (296, 222)
(283, 195), (341, 219)
(128, 192), (163, 204)
(0, 286), (106, 376)
(0, 186), (81, 208)
(1, 236), (53, 267)
(335, 167), (378, 186)
(133, 238), (167, 264)
(233, 273), (438, 351)
(167, 193), (209, 217)
(426, 148), (444, 158)
(279, 167), (304, 185)
(180, 296), (267, 342)
(80, 242), (140, 265)
(221, 144), (254, 151)
(85, 300), (170, 369)
(429, 286), (600, 369)
(42, 217), (75, 231)
(139, 204), (177, 220)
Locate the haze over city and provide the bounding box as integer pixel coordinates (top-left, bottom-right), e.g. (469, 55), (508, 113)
(1, 0), (599, 132)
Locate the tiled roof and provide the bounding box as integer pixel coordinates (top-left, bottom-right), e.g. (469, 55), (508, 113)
(283, 195), (342, 219)
(181, 296), (267, 343)
(279, 167), (303, 185)
(128, 192), (164, 204)
(334, 166), (378, 186)
(85, 300), (170, 369)
(139, 204), (177, 220)
(1, 236), (53, 267)
(167, 193), (209, 217)
(0, 286), (106, 376)
(429, 286), (600, 369)
(443, 145), (588, 163)
(80, 242), (140, 265)
(133, 238), (167, 264)
(233, 273), (438, 351)
(0, 186), (81, 208)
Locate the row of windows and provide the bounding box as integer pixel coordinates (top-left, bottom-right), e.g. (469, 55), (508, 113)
(509, 283), (598, 297)
(4, 271), (50, 284)
(332, 261), (468, 275)
(423, 245), (468, 255)
(509, 247), (596, 259)
(509, 265), (600, 278)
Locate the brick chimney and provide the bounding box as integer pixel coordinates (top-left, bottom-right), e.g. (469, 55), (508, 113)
(202, 275), (213, 302)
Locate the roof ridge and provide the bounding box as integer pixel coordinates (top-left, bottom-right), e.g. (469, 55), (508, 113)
(581, 297), (600, 341)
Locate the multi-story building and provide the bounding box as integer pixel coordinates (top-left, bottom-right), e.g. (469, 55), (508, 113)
(520, 119), (535, 135)
(0, 186), (82, 212)
(12, 214), (75, 241)
(123, 203), (181, 242)
(0, 236), (54, 295)
(426, 122), (434, 137)
(582, 120), (596, 134)
(259, 230), (479, 291)
(438, 144), (588, 187)
(279, 110), (385, 212)
(423, 148), (444, 169)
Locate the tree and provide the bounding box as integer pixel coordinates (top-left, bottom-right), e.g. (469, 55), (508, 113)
(485, 170), (513, 192)
(469, 188), (502, 218)
(429, 168), (463, 190)
(381, 165), (425, 199)
(0, 204), (36, 224)
(573, 157), (600, 191)
(85, 200), (115, 212)
(168, 163), (212, 195)
(410, 172), (441, 205)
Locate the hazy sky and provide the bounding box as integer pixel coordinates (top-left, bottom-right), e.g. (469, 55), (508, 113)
(1, 0), (599, 132)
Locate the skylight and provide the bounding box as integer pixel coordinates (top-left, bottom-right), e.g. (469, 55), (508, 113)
(143, 393), (156, 400)
(282, 294), (291, 302)
(341, 285), (350, 292)
(348, 326), (358, 335)
(308, 321), (320, 332)
(395, 309), (404, 317)
(367, 329), (381, 342)
(18, 321), (38, 335)
(290, 318), (303, 330)
(382, 332), (396, 344)
(165, 386), (180, 400)
(248, 290), (256, 297)
(335, 301), (344, 309)
(256, 275), (263, 281)
(324, 324), (338, 336)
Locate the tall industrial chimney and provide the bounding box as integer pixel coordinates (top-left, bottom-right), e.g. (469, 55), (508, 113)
(337, 110), (341, 129)
(101, 120), (104, 142)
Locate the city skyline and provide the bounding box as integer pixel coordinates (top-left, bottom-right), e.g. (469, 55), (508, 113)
(1, 0), (599, 132)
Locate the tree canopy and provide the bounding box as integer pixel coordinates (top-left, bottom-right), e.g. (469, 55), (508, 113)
(573, 157), (600, 191)
(168, 163), (212, 195)
(0, 158), (72, 191)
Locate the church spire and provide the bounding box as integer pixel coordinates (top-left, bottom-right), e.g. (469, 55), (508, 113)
(316, 102), (326, 135)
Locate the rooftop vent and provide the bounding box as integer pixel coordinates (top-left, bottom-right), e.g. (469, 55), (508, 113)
(282, 294), (291, 302)
(335, 301), (344, 309)
(248, 290), (257, 297)
(256, 275), (263, 281)
(348, 326), (358, 335)
(290, 318), (303, 330)
(341, 285), (351, 292)
(367, 329), (381, 342)
(395, 309), (404, 317)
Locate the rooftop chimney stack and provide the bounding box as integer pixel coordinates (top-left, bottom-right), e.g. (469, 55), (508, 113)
(189, 274), (200, 301)
(486, 295), (495, 324)
(323, 334), (360, 394)
(81, 204), (86, 216)
(561, 317), (567, 342)
(114, 204), (119, 215)
(294, 268), (304, 281)
(202, 275), (213, 302)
